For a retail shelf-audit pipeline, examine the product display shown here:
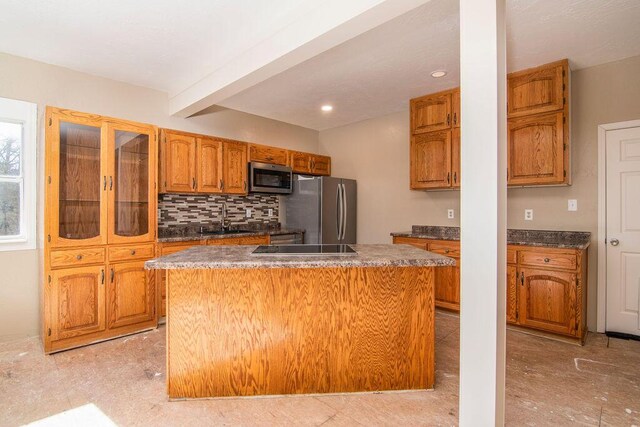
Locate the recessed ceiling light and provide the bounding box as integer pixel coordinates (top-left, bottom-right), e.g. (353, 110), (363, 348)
(321, 105), (333, 112)
(431, 70), (447, 78)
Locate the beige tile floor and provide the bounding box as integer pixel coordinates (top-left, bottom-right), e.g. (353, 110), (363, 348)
(1, 311), (639, 426)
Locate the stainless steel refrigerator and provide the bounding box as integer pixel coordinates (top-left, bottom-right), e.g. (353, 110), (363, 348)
(284, 175), (357, 244)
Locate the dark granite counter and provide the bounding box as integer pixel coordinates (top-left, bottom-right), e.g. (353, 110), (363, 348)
(391, 226), (590, 250)
(145, 244), (455, 270)
(157, 225), (305, 243)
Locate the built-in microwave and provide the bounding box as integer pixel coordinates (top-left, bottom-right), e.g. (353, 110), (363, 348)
(248, 162), (293, 194)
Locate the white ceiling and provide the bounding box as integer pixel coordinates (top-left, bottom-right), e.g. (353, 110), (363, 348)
(220, 0), (640, 130)
(1, 0), (640, 131)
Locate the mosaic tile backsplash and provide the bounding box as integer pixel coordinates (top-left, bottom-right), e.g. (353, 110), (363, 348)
(158, 193), (279, 230)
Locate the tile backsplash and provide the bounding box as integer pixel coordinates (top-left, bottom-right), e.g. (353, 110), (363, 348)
(158, 193), (279, 230)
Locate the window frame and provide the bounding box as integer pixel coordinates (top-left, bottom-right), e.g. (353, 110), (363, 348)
(0, 97), (37, 251)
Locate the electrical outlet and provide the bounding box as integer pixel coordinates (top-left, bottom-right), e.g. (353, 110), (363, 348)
(568, 199), (578, 211)
(447, 209), (454, 219)
(524, 209), (533, 221)
(268, 208), (274, 217)
(246, 208), (252, 218)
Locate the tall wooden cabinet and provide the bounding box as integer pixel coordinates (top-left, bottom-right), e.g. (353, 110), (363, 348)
(44, 107), (158, 353)
(409, 59), (570, 190)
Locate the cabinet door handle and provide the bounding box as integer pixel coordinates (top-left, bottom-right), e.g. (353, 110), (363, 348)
(103, 176), (107, 191)
(447, 172), (450, 184)
(101, 269), (105, 285)
(192, 178), (196, 190)
(447, 113), (451, 126)
(109, 176), (113, 191)
(243, 181), (247, 191)
(453, 113), (457, 125)
(219, 179), (223, 190)
(110, 268), (115, 283)
(454, 172), (457, 184)
(520, 272), (524, 286)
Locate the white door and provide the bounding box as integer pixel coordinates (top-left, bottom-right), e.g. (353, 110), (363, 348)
(606, 126), (640, 337)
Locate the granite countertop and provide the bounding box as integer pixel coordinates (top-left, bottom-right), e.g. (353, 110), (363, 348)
(391, 226), (591, 250)
(145, 244), (456, 270)
(157, 227), (305, 243)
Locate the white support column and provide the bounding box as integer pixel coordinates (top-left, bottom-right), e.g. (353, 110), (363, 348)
(459, 0), (507, 425)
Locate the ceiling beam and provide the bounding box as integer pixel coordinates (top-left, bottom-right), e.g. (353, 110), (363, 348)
(168, 0), (432, 118)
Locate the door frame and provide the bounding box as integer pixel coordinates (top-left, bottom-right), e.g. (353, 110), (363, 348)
(597, 118), (640, 333)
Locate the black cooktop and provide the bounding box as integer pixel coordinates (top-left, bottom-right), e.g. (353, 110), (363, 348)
(252, 244), (357, 256)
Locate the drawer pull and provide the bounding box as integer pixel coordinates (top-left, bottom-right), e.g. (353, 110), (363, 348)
(544, 257), (550, 263)
(76, 254), (83, 260)
(130, 250), (136, 256)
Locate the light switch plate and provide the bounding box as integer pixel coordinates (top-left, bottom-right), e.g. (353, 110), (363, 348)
(524, 209), (533, 221)
(246, 208), (252, 218)
(447, 209), (454, 219)
(568, 199), (578, 211)
(268, 208), (274, 217)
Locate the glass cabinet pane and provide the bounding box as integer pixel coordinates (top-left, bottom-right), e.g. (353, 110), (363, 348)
(114, 130), (149, 237)
(59, 122), (101, 240)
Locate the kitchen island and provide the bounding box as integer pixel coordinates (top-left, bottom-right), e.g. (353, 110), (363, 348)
(145, 244), (454, 399)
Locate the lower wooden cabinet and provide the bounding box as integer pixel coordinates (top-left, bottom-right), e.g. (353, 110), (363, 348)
(45, 243), (158, 353)
(108, 261), (155, 329)
(393, 236), (588, 342)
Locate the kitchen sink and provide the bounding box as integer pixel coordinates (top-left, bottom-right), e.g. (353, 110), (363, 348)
(198, 229), (253, 236)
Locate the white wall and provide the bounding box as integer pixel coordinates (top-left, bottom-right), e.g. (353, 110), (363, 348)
(318, 55), (640, 330)
(0, 52), (319, 341)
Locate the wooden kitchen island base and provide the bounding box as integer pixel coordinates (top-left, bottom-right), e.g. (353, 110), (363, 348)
(166, 266), (435, 399)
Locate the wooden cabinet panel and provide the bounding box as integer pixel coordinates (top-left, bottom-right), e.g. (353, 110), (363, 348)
(50, 247), (106, 269)
(197, 137), (223, 193)
(392, 236), (428, 250)
(411, 93), (452, 134)
(411, 131), (451, 189)
(158, 240), (202, 317)
(507, 60), (566, 118)
(507, 248), (517, 264)
(451, 127), (460, 189)
(518, 267), (577, 336)
(452, 89), (460, 128)
(434, 258), (460, 311)
(518, 249), (577, 270)
(51, 266), (106, 341)
(108, 261), (155, 329)
(222, 141), (248, 194)
(311, 155), (331, 176)
(248, 144), (288, 166)
(162, 130), (197, 193)
(108, 243), (155, 263)
(429, 241), (460, 258)
(508, 112), (565, 185)
(289, 151), (312, 174)
(160, 241), (202, 255)
(506, 265), (518, 324)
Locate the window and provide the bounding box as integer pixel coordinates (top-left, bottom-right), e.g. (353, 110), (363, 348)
(0, 97), (36, 251)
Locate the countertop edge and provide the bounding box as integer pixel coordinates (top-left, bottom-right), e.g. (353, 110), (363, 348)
(157, 228), (305, 243)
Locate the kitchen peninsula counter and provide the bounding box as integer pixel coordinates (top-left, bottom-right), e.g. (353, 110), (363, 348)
(146, 244), (453, 399)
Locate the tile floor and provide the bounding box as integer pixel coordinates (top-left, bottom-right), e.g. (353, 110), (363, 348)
(1, 311), (639, 426)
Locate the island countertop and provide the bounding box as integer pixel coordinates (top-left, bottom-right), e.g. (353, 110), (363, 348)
(145, 243), (455, 270)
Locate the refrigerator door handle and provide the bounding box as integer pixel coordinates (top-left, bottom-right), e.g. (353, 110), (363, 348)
(341, 183), (347, 241)
(336, 183), (343, 240)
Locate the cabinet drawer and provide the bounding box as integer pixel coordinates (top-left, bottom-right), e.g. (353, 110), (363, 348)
(160, 241), (201, 255)
(248, 144), (288, 166)
(237, 236), (269, 245)
(109, 244), (155, 263)
(507, 248), (517, 264)
(429, 242), (460, 258)
(50, 247), (106, 268)
(518, 250), (577, 270)
(392, 237), (428, 250)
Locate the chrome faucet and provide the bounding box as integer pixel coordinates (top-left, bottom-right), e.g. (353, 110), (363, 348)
(221, 202), (231, 231)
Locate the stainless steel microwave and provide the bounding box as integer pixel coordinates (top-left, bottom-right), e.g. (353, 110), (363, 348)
(248, 162), (293, 194)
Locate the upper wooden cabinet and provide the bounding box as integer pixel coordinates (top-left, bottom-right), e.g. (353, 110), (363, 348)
(408, 59), (570, 190)
(46, 107), (157, 248)
(248, 143), (288, 166)
(160, 130), (248, 195)
(508, 112), (565, 185)
(507, 60), (567, 118)
(197, 137), (223, 193)
(288, 151), (331, 176)
(410, 91), (452, 134)
(410, 131), (452, 189)
(222, 141), (248, 194)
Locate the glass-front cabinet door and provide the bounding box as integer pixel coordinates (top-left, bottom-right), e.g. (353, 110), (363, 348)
(107, 122), (156, 244)
(47, 108), (108, 247)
